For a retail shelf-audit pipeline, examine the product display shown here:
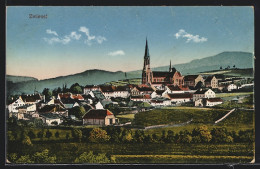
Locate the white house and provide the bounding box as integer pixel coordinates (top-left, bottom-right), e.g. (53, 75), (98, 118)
(165, 85), (185, 94)
(113, 86), (130, 98)
(41, 113), (62, 125)
(84, 85), (100, 95)
(151, 90), (165, 98)
(150, 98), (171, 107)
(95, 101), (104, 109)
(228, 84), (238, 92)
(195, 98), (223, 107)
(82, 109), (117, 126)
(99, 86), (115, 99)
(166, 93), (193, 104)
(16, 104), (37, 114)
(130, 95), (151, 102)
(193, 89), (215, 101)
(8, 97), (26, 113)
(206, 98), (223, 107)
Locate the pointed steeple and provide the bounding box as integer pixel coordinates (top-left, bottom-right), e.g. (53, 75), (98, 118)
(169, 60), (172, 72)
(144, 38), (150, 59)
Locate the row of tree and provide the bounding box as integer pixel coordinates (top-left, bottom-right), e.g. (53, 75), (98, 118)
(42, 83), (84, 98)
(8, 149), (112, 164)
(10, 125), (254, 145)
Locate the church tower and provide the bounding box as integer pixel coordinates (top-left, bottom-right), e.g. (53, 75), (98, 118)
(142, 38), (152, 85)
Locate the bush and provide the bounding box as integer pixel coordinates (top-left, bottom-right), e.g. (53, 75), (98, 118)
(89, 128), (110, 143)
(74, 151), (110, 163)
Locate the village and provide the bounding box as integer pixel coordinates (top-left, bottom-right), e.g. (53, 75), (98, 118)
(6, 40), (254, 128)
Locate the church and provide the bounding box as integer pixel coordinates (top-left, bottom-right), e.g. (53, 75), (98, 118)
(142, 39), (184, 88)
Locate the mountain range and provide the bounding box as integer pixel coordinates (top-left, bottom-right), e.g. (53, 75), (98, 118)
(6, 51), (254, 95)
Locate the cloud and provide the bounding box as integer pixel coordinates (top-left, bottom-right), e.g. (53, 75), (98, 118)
(43, 36), (70, 45)
(79, 26), (107, 46)
(108, 50), (125, 56)
(69, 31), (81, 40)
(174, 29), (207, 43)
(44, 27), (106, 45)
(96, 36), (107, 44)
(44, 30), (81, 45)
(46, 29), (58, 36)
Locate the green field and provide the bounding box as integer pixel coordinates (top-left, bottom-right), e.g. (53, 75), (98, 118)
(133, 108), (229, 127)
(7, 142), (254, 164)
(216, 92), (253, 98)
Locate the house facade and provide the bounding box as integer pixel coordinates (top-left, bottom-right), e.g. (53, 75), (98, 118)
(193, 89), (215, 101)
(184, 75), (204, 87)
(84, 85), (100, 95)
(166, 93), (193, 103)
(205, 76), (218, 88)
(206, 98), (223, 107)
(82, 109), (116, 126)
(8, 97), (25, 113)
(228, 84), (238, 91)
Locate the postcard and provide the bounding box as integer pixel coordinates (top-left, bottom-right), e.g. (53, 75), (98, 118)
(6, 6), (255, 164)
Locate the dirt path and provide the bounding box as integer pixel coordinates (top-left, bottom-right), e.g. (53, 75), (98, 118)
(214, 108), (236, 124)
(143, 119), (193, 130)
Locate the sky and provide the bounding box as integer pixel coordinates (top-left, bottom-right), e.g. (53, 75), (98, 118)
(6, 6), (254, 80)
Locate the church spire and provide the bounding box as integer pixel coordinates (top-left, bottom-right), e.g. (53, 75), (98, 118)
(144, 38), (150, 59)
(169, 60), (172, 72)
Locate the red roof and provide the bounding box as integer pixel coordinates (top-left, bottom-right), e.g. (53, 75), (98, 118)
(168, 93), (193, 99)
(184, 75), (199, 81)
(58, 93), (72, 99)
(131, 94), (151, 99)
(167, 85), (182, 91)
(72, 94), (84, 100)
(152, 71), (169, 77)
(179, 85), (190, 91)
(207, 98), (223, 102)
(82, 109), (114, 119)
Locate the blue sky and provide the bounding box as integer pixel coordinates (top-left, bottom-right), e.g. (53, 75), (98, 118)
(6, 6), (254, 79)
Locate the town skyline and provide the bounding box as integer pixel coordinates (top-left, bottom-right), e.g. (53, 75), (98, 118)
(6, 6), (254, 80)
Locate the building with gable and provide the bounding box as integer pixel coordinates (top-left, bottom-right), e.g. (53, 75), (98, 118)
(141, 39), (184, 87)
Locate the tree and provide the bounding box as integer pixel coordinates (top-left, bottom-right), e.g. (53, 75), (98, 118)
(211, 127), (228, 143)
(7, 131), (15, 141)
(220, 66), (222, 70)
(22, 135), (32, 146)
(45, 130), (52, 139)
(70, 83), (83, 94)
(66, 133), (70, 140)
(182, 134), (192, 144)
(122, 132), (133, 143)
(144, 134), (152, 143)
(28, 130), (36, 139)
(134, 130), (145, 143)
(166, 130), (175, 143)
(74, 151), (110, 163)
(55, 131), (60, 138)
(52, 87), (62, 97)
(32, 149), (56, 163)
(72, 129), (83, 142)
(151, 133), (159, 143)
(42, 88), (52, 99)
(69, 106), (86, 119)
(89, 128), (110, 143)
(192, 125), (212, 143)
(198, 125), (212, 143)
(16, 155), (34, 163)
(37, 130), (44, 139)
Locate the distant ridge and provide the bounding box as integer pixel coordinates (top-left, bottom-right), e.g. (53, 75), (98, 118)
(6, 75), (38, 83)
(6, 51), (254, 95)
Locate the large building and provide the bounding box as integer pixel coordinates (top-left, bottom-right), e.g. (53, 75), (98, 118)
(142, 39), (184, 87)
